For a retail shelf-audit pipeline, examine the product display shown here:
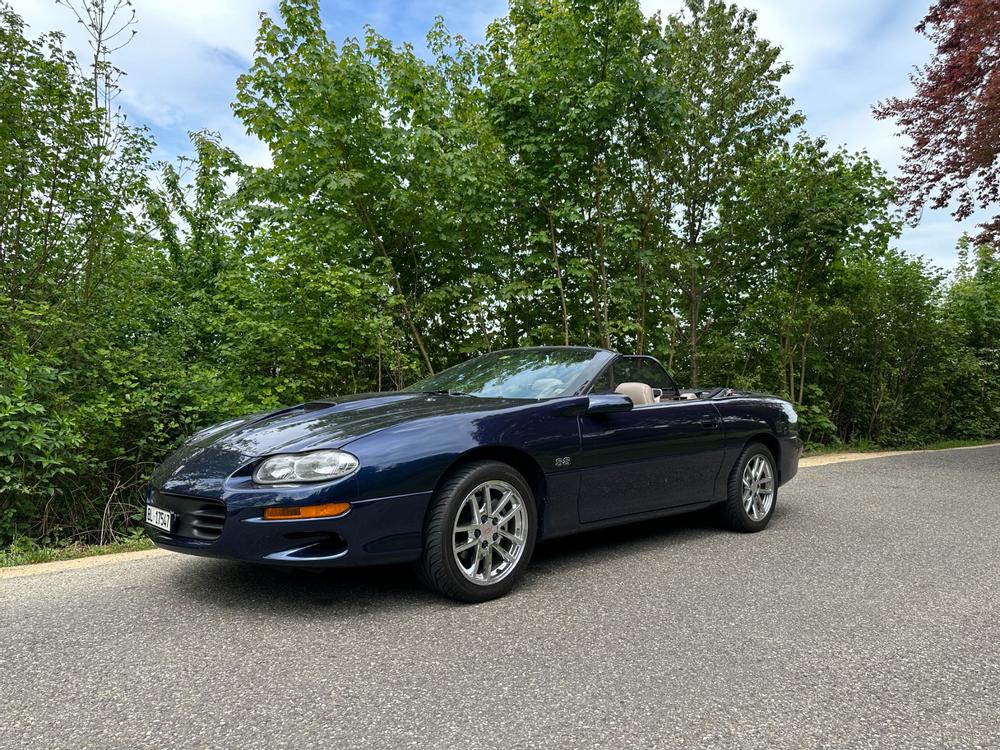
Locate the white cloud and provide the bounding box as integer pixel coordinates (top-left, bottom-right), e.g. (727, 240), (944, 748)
(641, 0), (923, 87)
(13, 0), (275, 166)
(641, 0), (980, 265)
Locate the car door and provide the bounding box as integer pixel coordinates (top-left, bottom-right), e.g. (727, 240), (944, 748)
(576, 356), (725, 523)
(577, 401), (725, 523)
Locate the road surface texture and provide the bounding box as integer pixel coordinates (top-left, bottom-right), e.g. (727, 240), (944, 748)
(2, 445), (999, 749)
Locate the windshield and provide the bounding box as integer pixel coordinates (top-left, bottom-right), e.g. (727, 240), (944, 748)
(404, 349), (599, 399)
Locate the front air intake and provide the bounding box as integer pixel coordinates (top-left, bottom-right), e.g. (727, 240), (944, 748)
(150, 491), (226, 541)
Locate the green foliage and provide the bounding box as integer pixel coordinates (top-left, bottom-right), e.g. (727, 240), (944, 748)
(794, 386), (839, 448)
(484, 0), (680, 351)
(1, 0), (998, 547)
(938, 241), (1000, 439)
(0, 349), (82, 540)
(0, 535), (152, 567)
(234, 1), (508, 371)
(660, 0), (803, 385)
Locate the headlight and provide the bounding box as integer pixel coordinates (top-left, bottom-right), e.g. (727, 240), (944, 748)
(253, 450), (359, 485)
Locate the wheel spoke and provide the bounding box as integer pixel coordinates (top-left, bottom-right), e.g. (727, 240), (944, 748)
(483, 545), (494, 578)
(493, 490), (513, 518)
(467, 544), (482, 575)
(496, 505), (520, 527)
(455, 537), (479, 554)
(739, 455), (774, 521)
(492, 543), (515, 563)
(467, 494), (481, 522)
(454, 524), (477, 535)
(498, 529), (521, 545)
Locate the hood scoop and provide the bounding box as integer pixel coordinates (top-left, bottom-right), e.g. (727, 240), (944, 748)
(248, 401), (336, 425)
(302, 400), (337, 411)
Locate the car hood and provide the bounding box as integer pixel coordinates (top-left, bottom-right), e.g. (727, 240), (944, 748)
(176, 391), (521, 459)
(150, 391), (533, 496)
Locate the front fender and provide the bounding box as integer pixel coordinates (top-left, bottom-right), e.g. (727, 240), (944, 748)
(343, 398), (583, 500)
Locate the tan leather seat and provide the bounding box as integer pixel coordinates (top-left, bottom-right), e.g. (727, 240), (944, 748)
(615, 381), (654, 406)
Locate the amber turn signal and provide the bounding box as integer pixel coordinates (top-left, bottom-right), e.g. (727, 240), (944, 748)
(262, 502), (351, 520)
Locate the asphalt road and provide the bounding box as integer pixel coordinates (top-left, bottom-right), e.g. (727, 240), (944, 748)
(3, 446), (1000, 749)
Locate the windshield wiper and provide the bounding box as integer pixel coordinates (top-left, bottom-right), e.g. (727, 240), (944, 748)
(419, 389), (472, 396)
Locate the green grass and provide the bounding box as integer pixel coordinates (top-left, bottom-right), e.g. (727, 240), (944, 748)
(0, 537), (153, 568)
(803, 436), (999, 456)
(903, 437), (1000, 451)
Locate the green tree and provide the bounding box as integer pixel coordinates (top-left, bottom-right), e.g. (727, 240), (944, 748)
(0, 4), (152, 541)
(721, 137), (898, 402)
(814, 251), (950, 444)
(660, 0), (802, 385)
(234, 0), (509, 373)
(940, 240), (1000, 438)
(484, 0), (678, 350)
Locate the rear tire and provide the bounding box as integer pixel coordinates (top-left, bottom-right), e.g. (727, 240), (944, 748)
(417, 460), (537, 603)
(721, 442), (777, 532)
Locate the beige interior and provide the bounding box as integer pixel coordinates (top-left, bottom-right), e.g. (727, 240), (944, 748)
(615, 381), (655, 406)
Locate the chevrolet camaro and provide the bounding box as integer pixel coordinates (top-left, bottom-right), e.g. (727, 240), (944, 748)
(146, 346), (802, 602)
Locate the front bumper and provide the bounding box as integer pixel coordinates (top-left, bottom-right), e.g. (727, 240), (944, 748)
(145, 488), (433, 567)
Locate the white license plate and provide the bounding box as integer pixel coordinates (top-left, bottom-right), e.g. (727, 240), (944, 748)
(145, 504), (174, 533)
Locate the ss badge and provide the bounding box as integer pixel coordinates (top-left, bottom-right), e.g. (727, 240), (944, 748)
(554, 456), (572, 468)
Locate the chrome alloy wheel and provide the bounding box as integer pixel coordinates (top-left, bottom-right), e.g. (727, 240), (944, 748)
(742, 454), (775, 521)
(452, 480), (528, 586)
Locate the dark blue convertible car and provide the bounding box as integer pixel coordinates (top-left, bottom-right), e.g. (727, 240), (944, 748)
(146, 347), (801, 601)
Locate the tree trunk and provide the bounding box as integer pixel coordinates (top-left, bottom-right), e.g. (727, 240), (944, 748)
(688, 278), (701, 387)
(593, 163), (610, 349)
(387, 270), (433, 375)
(548, 211), (570, 345)
(635, 216), (651, 355)
(667, 322), (677, 371)
(797, 331), (811, 404)
(355, 200), (434, 374)
(636, 259), (647, 355)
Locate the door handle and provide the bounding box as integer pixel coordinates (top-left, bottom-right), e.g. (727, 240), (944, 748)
(698, 415), (721, 429)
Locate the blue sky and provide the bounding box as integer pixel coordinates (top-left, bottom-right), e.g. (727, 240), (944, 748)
(14, 0), (984, 268)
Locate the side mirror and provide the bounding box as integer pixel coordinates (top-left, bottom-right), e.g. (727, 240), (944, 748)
(586, 393), (634, 415)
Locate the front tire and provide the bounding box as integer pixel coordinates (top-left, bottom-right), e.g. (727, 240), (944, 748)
(721, 442), (777, 532)
(418, 460), (537, 603)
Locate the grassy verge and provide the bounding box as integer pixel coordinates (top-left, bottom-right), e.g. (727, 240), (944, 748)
(0, 537), (154, 568)
(803, 437), (1000, 456)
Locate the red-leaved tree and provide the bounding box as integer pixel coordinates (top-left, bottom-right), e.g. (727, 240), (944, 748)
(875, 0), (1000, 242)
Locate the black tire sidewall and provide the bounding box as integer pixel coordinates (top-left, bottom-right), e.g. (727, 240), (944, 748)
(423, 461), (537, 602)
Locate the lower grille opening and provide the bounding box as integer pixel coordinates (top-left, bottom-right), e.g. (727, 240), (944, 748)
(150, 492), (226, 541)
